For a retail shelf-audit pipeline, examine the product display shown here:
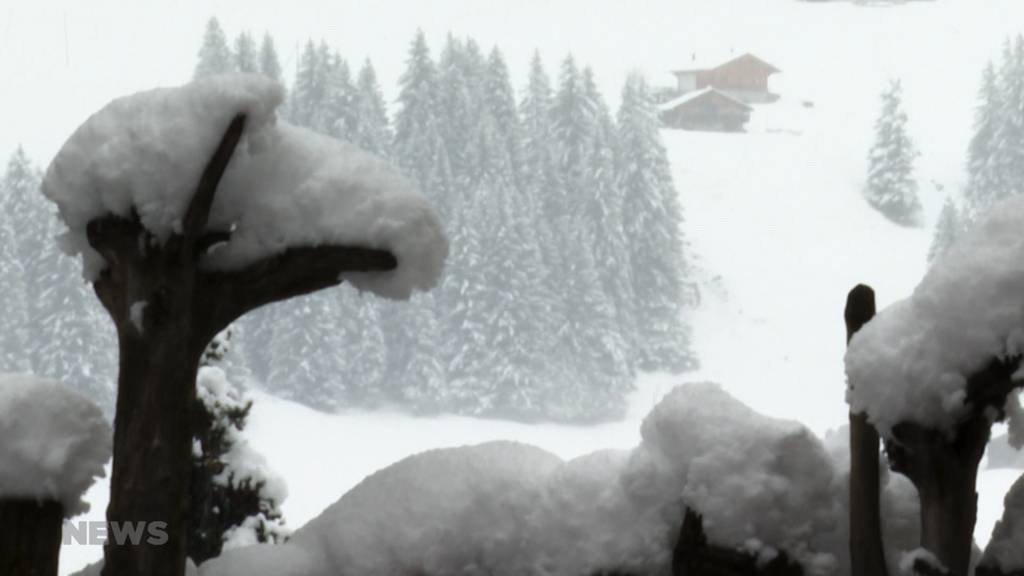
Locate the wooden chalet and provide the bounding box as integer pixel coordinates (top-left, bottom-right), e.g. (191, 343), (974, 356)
(658, 88), (752, 132)
(671, 53), (781, 104)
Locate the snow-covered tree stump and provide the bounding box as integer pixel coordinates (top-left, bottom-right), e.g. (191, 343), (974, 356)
(883, 356), (1019, 576)
(844, 284), (888, 576)
(86, 116), (395, 576)
(0, 499), (63, 576)
(0, 374), (111, 576)
(671, 507), (803, 576)
(42, 75), (444, 576)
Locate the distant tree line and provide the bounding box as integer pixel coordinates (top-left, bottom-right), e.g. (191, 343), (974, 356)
(0, 19), (698, 424)
(192, 18), (698, 422)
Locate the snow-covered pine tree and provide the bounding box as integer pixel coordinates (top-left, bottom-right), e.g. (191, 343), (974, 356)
(864, 79), (923, 226)
(927, 198), (964, 265)
(29, 213), (117, 410)
(258, 32), (283, 84)
(334, 286), (387, 408)
(266, 291), (345, 411)
(393, 30), (449, 212)
(289, 40), (326, 128)
(617, 73), (697, 373)
(0, 148), (34, 373)
(436, 35), (476, 187)
(550, 57), (635, 413)
(519, 52), (570, 349)
(582, 68), (638, 364)
(190, 333), (287, 563)
(991, 36), (1024, 203)
(233, 32), (258, 74)
(321, 49), (358, 140)
(382, 293), (447, 412)
(352, 59), (393, 157)
(194, 18), (234, 79)
(964, 61), (1004, 220)
(386, 31), (451, 408)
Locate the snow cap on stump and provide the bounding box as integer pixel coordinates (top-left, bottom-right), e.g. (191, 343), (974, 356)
(42, 73), (447, 300)
(846, 195), (1024, 438)
(0, 373), (111, 516)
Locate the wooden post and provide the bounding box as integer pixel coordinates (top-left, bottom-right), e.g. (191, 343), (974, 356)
(0, 499), (64, 576)
(845, 284), (889, 576)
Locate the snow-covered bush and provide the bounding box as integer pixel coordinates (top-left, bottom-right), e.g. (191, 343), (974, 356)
(0, 373), (110, 516)
(200, 383), (919, 576)
(190, 364), (289, 563)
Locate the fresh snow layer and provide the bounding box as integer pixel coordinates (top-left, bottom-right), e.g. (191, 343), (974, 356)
(846, 196), (1024, 437)
(42, 73), (447, 300)
(0, 373), (111, 516)
(199, 383), (918, 576)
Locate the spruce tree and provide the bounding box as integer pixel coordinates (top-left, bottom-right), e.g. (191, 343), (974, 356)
(321, 49), (357, 140)
(334, 286), (387, 408)
(965, 62), (1003, 219)
(864, 79), (923, 226)
(194, 17), (234, 79)
(992, 36), (1024, 203)
(617, 73), (696, 373)
(266, 291), (345, 411)
(352, 59), (393, 157)
(258, 33), (283, 83)
(927, 198), (964, 265)
(582, 70), (637, 362)
(0, 149), (34, 373)
(233, 32), (258, 74)
(290, 40), (325, 128)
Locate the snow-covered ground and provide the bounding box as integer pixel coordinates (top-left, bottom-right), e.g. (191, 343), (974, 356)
(38, 0), (1024, 573)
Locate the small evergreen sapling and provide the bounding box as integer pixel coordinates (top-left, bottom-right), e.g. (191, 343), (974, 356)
(864, 79), (923, 227)
(189, 328), (288, 564)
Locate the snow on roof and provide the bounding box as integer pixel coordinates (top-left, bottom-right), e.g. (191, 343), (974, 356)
(0, 373), (111, 516)
(200, 382), (919, 576)
(42, 73), (447, 300)
(658, 87), (752, 112)
(846, 195), (1024, 438)
(671, 52), (781, 75)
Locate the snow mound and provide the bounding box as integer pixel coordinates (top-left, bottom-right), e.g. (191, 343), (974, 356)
(42, 73), (447, 300)
(980, 473), (1024, 574)
(202, 383), (921, 576)
(846, 195), (1024, 437)
(0, 373), (111, 516)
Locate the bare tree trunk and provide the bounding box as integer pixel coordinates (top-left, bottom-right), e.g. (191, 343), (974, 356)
(0, 499), (63, 576)
(102, 320), (204, 576)
(845, 284), (888, 576)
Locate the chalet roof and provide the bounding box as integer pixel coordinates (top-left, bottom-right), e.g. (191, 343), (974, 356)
(658, 87), (753, 112)
(672, 52), (781, 76)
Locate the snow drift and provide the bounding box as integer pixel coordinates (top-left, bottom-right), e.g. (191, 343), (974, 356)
(0, 373), (111, 516)
(846, 195), (1024, 437)
(200, 383), (919, 576)
(41, 73), (447, 300)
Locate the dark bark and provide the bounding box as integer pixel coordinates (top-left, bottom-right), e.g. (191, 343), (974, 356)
(844, 284), (888, 576)
(94, 115), (397, 576)
(671, 507), (803, 576)
(886, 356), (1022, 576)
(0, 499), (64, 576)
